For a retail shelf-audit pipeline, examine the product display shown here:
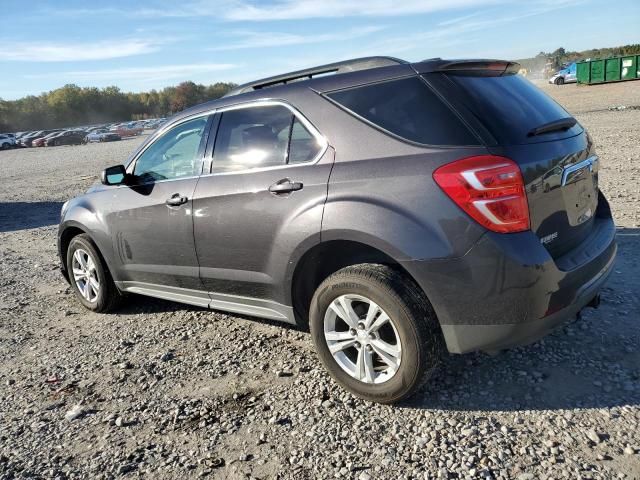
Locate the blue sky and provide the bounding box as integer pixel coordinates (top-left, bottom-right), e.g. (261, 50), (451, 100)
(1, 0), (638, 100)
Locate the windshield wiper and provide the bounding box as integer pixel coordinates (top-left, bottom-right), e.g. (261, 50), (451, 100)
(527, 117), (577, 137)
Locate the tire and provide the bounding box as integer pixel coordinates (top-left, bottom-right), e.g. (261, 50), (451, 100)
(309, 264), (443, 404)
(66, 234), (121, 313)
(1, 143), (9, 150)
(555, 76), (565, 85)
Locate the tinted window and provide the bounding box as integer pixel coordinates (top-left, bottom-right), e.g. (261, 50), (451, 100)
(289, 118), (322, 164)
(134, 116), (207, 182)
(446, 73), (581, 144)
(212, 105), (324, 173)
(327, 76), (478, 146)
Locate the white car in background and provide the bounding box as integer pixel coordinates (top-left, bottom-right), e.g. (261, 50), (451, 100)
(0, 133), (17, 150)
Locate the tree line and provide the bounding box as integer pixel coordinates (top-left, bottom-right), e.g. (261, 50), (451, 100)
(517, 43), (640, 75)
(0, 81), (236, 133)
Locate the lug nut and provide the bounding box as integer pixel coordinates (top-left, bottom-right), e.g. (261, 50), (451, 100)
(365, 344), (373, 352)
(355, 342), (361, 348)
(357, 322), (365, 330)
(349, 328), (357, 336)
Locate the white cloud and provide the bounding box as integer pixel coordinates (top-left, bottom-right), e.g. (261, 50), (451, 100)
(226, 0), (488, 21)
(0, 39), (162, 62)
(42, 0), (586, 23)
(211, 25), (385, 51)
(24, 63), (237, 82)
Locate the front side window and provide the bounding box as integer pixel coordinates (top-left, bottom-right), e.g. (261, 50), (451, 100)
(134, 116), (208, 182)
(212, 104), (323, 173)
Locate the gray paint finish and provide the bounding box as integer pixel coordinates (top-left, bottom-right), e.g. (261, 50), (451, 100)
(59, 57), (616, 354)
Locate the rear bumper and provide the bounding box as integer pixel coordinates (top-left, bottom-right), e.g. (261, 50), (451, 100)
(438, 242), (614, 353)
(402, 205), (617, 354)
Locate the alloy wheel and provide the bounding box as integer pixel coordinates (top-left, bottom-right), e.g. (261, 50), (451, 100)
(71, 248), (100, 302)
(323, 294), (402, 384)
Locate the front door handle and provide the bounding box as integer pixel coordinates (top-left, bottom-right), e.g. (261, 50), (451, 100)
(268, 179), (303, 194)
(166, 193), (188, 206)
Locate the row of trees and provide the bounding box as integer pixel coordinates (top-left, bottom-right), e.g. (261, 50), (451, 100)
(0, 81), (236, 133)
(518, 44), (640, 76)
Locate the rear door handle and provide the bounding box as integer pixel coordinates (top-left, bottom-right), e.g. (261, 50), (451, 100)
(268, 179), (303, 194)
(166, 193), (188, 206)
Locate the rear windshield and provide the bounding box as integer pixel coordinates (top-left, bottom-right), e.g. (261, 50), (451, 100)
(326, 76), (479, 146)
(445, 74), (581, 144)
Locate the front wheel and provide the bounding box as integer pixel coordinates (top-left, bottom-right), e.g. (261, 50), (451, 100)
(555, 76), (565, 85)
(310, 264), (443, 404)
(66, 234), (121, 312)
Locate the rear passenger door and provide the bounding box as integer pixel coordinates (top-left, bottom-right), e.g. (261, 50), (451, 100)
(192, 101), (332, 307)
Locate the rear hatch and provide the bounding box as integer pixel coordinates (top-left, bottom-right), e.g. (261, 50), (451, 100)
(426, 66), (598, 258)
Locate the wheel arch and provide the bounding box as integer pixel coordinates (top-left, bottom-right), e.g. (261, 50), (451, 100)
(290, 239), (432, 328)
(58, 212), (115, 283)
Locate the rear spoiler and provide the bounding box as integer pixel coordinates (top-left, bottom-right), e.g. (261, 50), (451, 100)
(412, 59), (521, 76)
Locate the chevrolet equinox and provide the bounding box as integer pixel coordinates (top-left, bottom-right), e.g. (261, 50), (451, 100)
(58, 57), (616, 403)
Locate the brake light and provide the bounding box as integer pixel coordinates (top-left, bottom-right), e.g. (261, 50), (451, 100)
(433, 155), (530, 233)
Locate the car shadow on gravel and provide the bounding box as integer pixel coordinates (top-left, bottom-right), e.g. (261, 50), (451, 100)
(0, 201), (65, 232)
(405, 228), (640, 413)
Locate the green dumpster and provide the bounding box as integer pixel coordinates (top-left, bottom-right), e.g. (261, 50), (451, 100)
(576, 55), (640, 84)
(605, 57), (621, 81)
(590, 60), (605, 83)
(621, 56), (637, 80)
(577, 62), (590, 83)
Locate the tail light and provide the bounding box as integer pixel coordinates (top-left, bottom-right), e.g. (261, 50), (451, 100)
(433, 155), (530, 233)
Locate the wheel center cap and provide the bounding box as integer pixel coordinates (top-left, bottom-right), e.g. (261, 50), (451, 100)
(356, 330), (368, 341)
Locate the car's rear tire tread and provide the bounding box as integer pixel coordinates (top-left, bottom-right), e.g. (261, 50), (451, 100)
(310, 263), (443, 404)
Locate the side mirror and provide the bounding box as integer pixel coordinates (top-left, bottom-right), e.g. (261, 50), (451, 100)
(101, 164), (127, 185)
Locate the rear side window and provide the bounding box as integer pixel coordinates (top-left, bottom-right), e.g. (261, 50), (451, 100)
(326, 76), (479, 146)
(214, 105), (291, 173)
(445, 74), (581, 144)
(213, 105), (324, 173)
(289, 118), (320, 164)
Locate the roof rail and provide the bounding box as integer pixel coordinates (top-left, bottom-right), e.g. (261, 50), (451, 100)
(224, 56), (407, 97)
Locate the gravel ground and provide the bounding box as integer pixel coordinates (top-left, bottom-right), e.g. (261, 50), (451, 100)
(0, 81), (639, 480)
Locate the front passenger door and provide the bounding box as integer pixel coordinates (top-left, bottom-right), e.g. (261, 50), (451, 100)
(106, 114), (211, 293)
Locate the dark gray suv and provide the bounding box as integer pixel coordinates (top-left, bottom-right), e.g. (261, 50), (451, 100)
(58, 57), (616, 403)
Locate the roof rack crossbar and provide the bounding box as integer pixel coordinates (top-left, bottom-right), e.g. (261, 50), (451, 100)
(225, 56), (407, 97)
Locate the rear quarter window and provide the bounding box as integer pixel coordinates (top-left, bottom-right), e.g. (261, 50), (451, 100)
(326, 76), (479, 146)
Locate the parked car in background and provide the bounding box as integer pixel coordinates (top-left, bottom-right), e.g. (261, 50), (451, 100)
(549, 62), (577, 85)
(58, 56), (615, 404)
(110, 123), (143, 137)
(46, 130), (86, 146)
(32, 130), (64, 147)
(0, 133), (16, 149)
(19, 130), (46, 147)
(85, 129), (121, 143)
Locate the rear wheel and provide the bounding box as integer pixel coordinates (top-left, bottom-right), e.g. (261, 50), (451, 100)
(66, 234), (121, 312)
(309, 264), (443, 404)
